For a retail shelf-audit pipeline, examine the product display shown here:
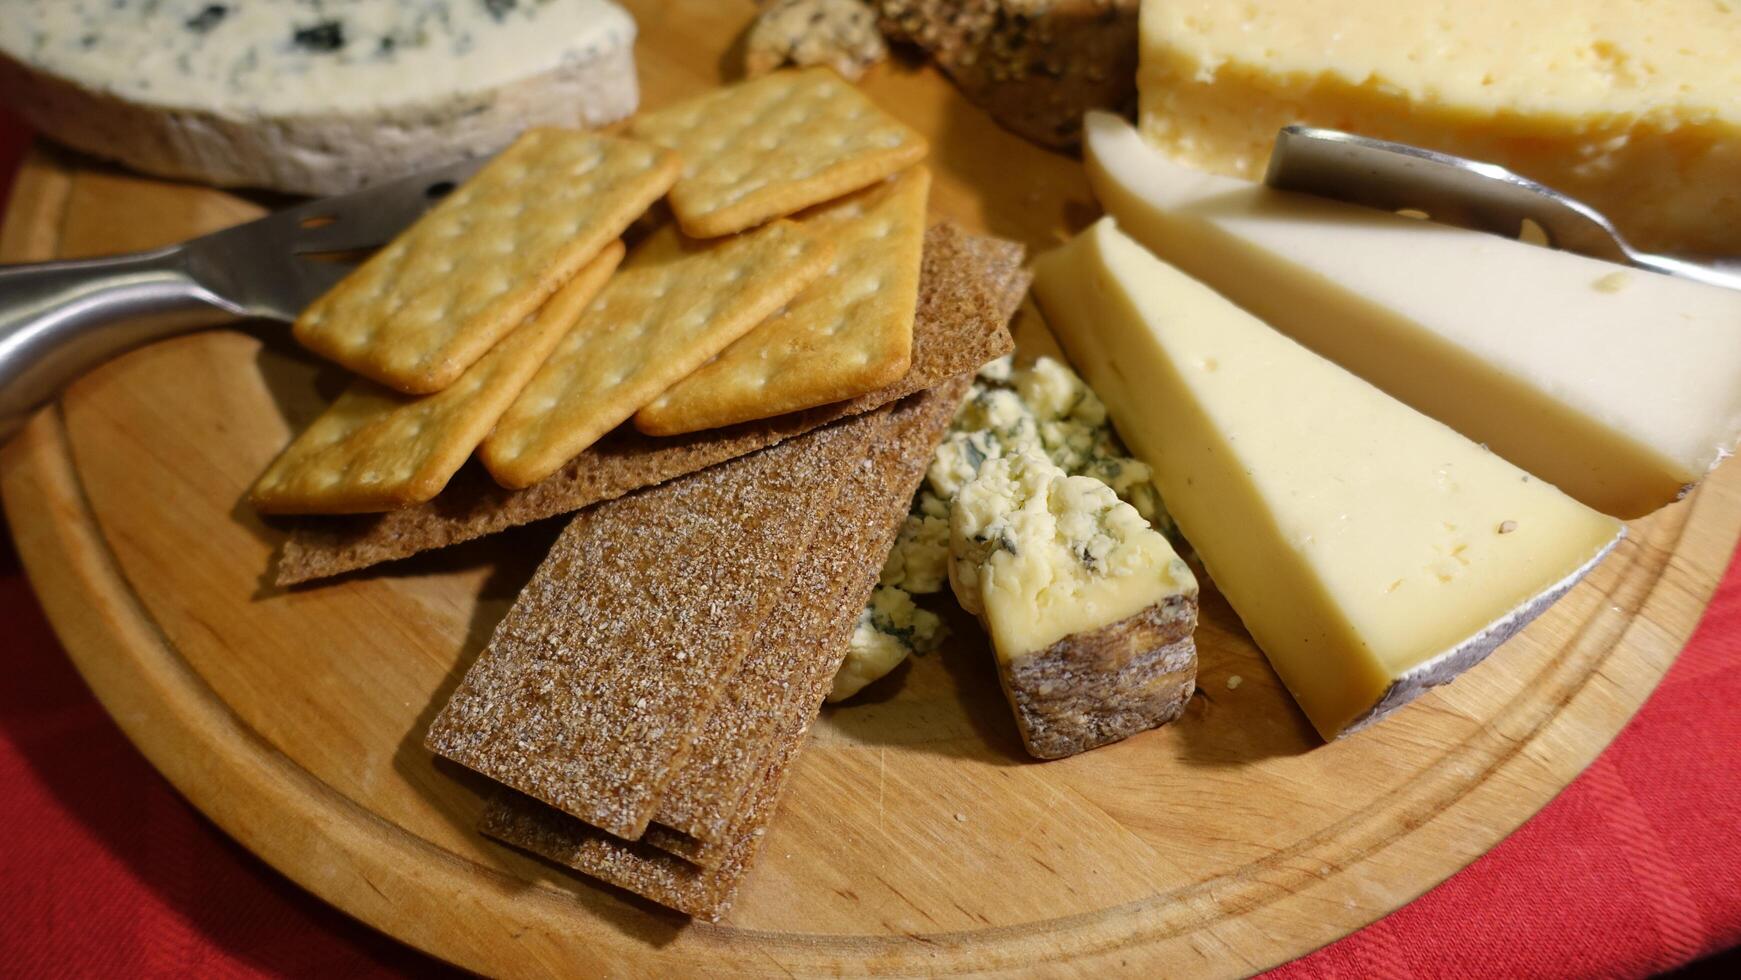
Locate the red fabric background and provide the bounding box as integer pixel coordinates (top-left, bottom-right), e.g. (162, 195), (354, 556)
(2, 114), (1737, 979)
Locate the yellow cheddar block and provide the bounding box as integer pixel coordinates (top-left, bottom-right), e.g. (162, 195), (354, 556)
(1136, 0), (1741, 254)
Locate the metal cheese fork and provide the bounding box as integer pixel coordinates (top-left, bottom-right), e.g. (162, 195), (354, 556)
(0, 157), (486, 439)
(1264, 125), (1741, 292)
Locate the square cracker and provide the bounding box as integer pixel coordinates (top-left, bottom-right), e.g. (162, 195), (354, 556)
(294, 130), (678, 394)
(629, 67), (928, 238)
(426, 405), (892, 841)
(273, 223), (1027, 585)
(477, 378), (970, 917)
(251, 244), (623, 515)
(479, 221), (835, 488)
(634, 166), (931, 436)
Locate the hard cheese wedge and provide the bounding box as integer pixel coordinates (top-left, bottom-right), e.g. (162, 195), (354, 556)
(1085, 111), (1741, 520)
(1031, 218), (1625, 740)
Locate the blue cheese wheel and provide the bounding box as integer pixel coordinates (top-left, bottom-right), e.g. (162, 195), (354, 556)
(0, 1), (639, 195)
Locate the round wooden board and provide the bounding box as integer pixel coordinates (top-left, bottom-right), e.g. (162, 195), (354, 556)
(3, 3), (1739, 975)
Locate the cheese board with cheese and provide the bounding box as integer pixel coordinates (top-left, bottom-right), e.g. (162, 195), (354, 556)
(2, 0), (1739, 975)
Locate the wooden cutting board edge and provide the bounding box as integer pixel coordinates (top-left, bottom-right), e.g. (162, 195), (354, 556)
(4, 141), (1739, 977)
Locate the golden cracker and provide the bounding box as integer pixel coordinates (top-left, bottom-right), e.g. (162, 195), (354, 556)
(251, 245), (624, 515)
(273, 223), (1026, 585)
(426, 410), (884, 841)
(634, 166), (931, 436)
(628, 68), (927, 238)
(479, 221), (834, 489)
(294, 130), (678, 394)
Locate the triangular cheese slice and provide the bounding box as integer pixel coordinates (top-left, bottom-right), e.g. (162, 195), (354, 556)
(1085, 110), (1741, 519)
(1032, 218), (1624, 739)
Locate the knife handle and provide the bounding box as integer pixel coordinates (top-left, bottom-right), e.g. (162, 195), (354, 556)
(0, 246), (242, 441)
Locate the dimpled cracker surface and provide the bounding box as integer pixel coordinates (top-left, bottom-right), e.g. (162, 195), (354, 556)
(426, 412), (886, 841)
(251, 244), (623, 515)
(635, 166), (930, 436)
(628, 67), (928, 238)
(478, 379), (969, 917)
(479, 221), (835, 488)
(293, 130), (678, 394)
(274, 223), (1026, 585)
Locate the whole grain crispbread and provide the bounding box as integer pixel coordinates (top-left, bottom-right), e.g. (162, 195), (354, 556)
(478, 377), (969, 916)
(274, 222), (1026, 586)
(425, 408), (890, 840)
(644, 376), (967, 851)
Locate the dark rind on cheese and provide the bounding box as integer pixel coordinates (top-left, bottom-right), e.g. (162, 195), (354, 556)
(275, 223), (1025, 586)
(479, 377), (971, 917)
(1000, 593), (1199, 760)
(1337, 527), (1624, 739)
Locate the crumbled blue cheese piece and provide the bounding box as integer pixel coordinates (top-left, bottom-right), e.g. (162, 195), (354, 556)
(833, 354), (1181, 702)
(880, 509), (951, 593)
(949, 449), (1196, 660)
(828, 585), (946, 702)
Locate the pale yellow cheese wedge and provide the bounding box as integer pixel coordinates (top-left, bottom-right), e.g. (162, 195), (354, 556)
(1086, 111), (1741, 520)
(1031, 218), (1624, 739)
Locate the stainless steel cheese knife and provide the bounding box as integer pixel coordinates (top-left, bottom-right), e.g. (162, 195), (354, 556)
(1264, 126), (1741, 292)
(0, 157), (486, 440)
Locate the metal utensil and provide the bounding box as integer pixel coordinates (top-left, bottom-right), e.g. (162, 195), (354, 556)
(1264, 125), (1741, 292)
(0, 157), (486, 439)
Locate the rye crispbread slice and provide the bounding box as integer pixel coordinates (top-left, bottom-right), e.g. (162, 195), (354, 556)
(424, 407), (896, 840)
(275, 222), (1026, 586)
(642, 374), (968, 852)
(478, 377), (969, 916)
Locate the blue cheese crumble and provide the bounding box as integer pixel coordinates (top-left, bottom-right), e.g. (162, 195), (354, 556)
(834, 354), (1180, 702)
(828, 585), (946, 702)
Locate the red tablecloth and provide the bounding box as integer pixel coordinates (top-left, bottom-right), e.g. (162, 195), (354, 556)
(2, 116), (1738, 980)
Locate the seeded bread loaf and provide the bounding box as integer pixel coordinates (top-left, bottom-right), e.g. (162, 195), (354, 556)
(876, 0), (1139, 148)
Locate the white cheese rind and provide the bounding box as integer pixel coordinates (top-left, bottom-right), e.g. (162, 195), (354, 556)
(1032, 218), (1626, 740)
(1085, 111), (1741, 520)
(0, 1), (639, 195)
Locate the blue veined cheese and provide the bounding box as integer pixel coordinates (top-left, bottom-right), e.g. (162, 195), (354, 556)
(948, 450), (1199, 759)
(0, 1), (639, 194)
(828, 585), (946, 702)
(833, 352), (1180, 704)
(926, 355), (1171, 530)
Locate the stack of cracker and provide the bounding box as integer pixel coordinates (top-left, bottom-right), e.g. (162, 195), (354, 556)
(251, 68), (1030, 917)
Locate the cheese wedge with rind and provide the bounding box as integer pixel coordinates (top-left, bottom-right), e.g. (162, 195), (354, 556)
(1031, 218), (1625, 739)
(1085, 111), (1741, 520)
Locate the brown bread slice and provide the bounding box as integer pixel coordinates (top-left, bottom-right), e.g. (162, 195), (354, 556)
(424, 409), (886, 840)
(275, 223), (1025, 586)
(644, 375), (970, 852)
(478, 377), (968, 916)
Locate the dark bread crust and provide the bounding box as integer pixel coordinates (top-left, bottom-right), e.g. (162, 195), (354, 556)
(877, 0), (1140, 148)
(1000, 592), (1198, 759)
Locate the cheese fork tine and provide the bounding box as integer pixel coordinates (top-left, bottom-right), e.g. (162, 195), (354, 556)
(0, 155), (489, 439)
(1264, 126), (1741, 292)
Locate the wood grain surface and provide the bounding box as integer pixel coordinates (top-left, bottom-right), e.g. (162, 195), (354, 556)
(3, 2), (1739, 975)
